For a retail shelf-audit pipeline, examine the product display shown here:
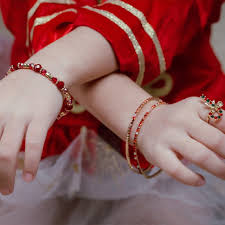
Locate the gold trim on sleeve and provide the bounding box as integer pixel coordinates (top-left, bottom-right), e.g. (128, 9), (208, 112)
(106, 0), (166, 74)
(28, 0), (76, 22)
(26, 0), (76, 48)
(83, 6), (145, 86)
(71, 102), (86, 114)
(30, 8), (77, 48)
(143, 72), (173, 97)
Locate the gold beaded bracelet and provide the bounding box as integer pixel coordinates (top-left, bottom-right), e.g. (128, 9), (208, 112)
(126, 97), (166, 178)
(126, 97), (154, 174)
(133, 100), (166, 178)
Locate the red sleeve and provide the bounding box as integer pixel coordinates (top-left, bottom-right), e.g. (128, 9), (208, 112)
(74, 0), (224, 86)
(0, 0), (34, 62)
(0, 0), (29, 34)
(0, 0), (81, 63)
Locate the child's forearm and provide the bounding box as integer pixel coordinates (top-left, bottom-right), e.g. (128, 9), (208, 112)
(70, 73), (153, 141)
(27, 26), (118, 87)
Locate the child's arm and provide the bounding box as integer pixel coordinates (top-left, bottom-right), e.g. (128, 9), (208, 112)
(26, 26), (119, 87)
(70, 73), (225, 187)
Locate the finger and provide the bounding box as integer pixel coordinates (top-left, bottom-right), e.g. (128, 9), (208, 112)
(150, 148), (205, 187)
(0, 121), (27, 195)
(23, 119), (51, 182)
(187, 118), (225, 158)
(173, 136), (225, 181)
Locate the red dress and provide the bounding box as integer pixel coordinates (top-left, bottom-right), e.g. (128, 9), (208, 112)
(0, 0), (224, 169)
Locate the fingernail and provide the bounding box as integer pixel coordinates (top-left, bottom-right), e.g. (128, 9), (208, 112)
(1, 188), (10, 195)
(23, 173), (34, 183)
(197, 179), (205, 186)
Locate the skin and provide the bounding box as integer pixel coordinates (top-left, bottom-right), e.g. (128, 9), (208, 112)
(0, 26), (224, 195)
(71, 74), (225, 187)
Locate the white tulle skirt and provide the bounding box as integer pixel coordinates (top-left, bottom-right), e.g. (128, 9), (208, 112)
(0, 127), (224, 225)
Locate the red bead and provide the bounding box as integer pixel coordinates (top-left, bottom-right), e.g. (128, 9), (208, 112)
(67, 99), (73, 104)
(52, 77), (58, 83)
(10, 67), (15, 72)
(41, 69), (47, 75)
(56, 81), (64, 89)
(29, 63), (35, 69)
(34, 64), (42, 72)
(13, 64), (18, 70)
(214, 116), (218, 120)
(209, 112), (213, 116)
(65, 104), (73, 110)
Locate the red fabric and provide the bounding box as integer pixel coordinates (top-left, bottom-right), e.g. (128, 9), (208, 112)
(74, 0), (224, 83)
(0, 0), (224, 170)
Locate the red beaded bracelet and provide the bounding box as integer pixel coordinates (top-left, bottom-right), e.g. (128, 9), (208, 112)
(6, 63), (74, 120)
(126, 97), (155, 174)
(133, 100), (166, 179)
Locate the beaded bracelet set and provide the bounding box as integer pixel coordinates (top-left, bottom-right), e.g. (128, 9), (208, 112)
(126, 97), (166, 179)
(6, 63), (74, 120)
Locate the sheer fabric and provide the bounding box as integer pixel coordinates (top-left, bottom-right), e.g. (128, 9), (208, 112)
(0, 128), (224, 225)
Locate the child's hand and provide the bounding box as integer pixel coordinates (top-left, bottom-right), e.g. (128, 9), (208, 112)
(138, 97), (225, 186)
(0, 69), (63, 195)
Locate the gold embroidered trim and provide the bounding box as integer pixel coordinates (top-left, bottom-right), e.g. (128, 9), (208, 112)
(106, 0), (166, 74)
(84, 6), (145, 86)
(30, 8), (77, 48)
(71, 102), (86, 114)
(143, 72), (173, 97)
(26, 0), (76, 48)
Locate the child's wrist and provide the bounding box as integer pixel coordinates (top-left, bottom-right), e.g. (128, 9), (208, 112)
(7, 62), (74, 120)
(126, 96), (167, 178)
(26, 53), (77, 88)
(27, 26), (119, 88)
